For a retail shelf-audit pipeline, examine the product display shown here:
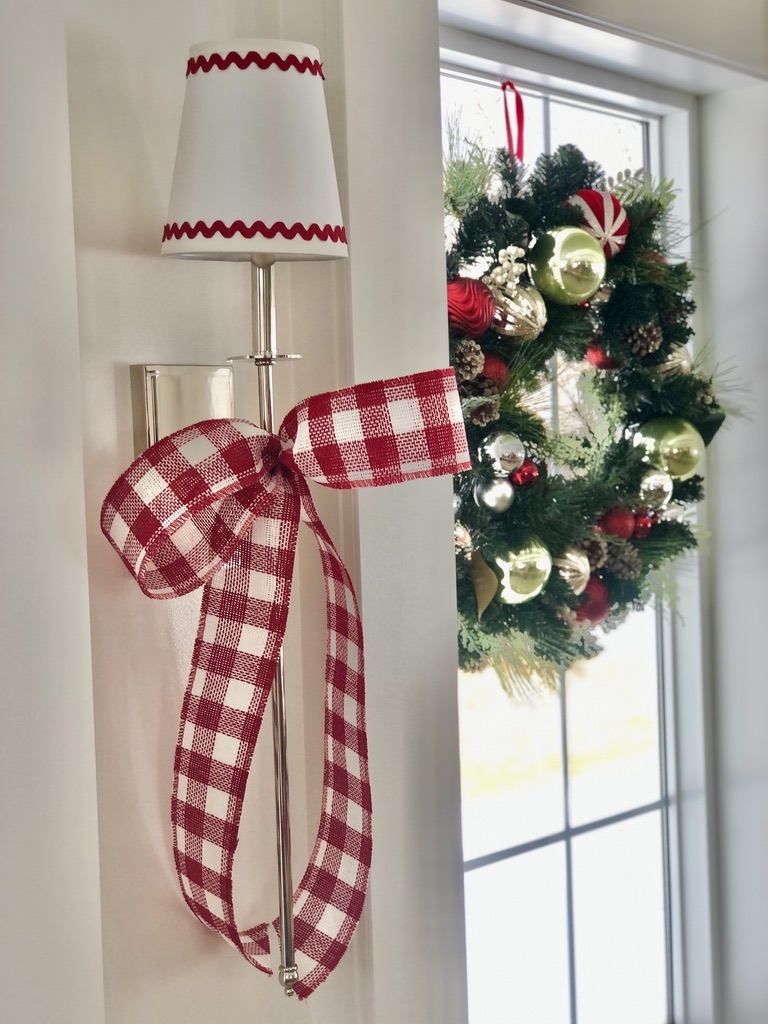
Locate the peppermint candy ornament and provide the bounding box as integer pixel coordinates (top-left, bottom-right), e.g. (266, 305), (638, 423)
(570, 189), (629, 258)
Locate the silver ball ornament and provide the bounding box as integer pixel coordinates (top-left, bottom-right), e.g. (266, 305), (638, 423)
(474, 477), (515, 513)
(482, 432), (526, 475)
(492, 283), (548, 341)
(638, 468), (675, 510)
(553, 546), (591, 596)
(654, 347), (693, 379)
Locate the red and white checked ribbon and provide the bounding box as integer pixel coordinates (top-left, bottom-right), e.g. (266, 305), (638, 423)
(101, 369), (470, 999)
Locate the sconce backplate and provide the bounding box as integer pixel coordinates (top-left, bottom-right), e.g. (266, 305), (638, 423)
(130, 363), (234, 458)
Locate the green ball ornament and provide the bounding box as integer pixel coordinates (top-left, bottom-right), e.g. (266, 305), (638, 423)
(495, 539), (552, 605)
(634, 416), (704, 482)
(528, 226), (607, 305)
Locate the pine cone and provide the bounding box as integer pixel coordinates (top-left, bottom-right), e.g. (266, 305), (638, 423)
(605, 541), (643, 580)
(580, 535), (609, 570)
(476, 374), (501, 398)
(627, 322), (663, 357)
(454, 340), (486, 382)
(469, 398), (501, 427)
(459, 375), (500, 400)
(660, 304), (683, 327)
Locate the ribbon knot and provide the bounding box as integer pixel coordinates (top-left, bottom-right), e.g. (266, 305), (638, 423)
(101, 369), (470, 999)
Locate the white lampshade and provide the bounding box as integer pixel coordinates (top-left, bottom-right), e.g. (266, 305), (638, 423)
(162, 39), (347, 261)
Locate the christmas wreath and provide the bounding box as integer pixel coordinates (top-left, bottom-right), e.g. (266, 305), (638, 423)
(446, 139), (726, 691)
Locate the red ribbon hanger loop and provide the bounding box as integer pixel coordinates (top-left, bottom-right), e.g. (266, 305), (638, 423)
(101, 369), (470, 999)
(501, 79), (525, 164)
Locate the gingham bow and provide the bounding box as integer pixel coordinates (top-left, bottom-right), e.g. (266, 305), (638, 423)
(101, 369), (470, 999)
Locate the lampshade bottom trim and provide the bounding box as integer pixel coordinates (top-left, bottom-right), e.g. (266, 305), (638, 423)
(162, 219), (347, 245)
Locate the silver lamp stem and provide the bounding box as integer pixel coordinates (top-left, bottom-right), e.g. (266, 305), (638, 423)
(250, 257), (298, 996)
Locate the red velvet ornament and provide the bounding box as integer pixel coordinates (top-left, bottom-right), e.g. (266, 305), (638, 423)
(510, 458), (539, 487)
(633, 509), (657, 538)
(483, 353), (510, 389)
(447, 278), (496, 338)
(570, 189), (629, 258)
(585, 341), (617, 370)
(574, 576), (612, 625)
(597, 506), (635, 540)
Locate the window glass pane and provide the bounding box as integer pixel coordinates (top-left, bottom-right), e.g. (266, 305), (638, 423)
(441, 75), (546, 172)
(566, 606), (662, 826)
(572, 813), (668, 1024)
(465, 845), (570, 1024)
(550, 100), (646, 177)
(459, 667), (564, 860)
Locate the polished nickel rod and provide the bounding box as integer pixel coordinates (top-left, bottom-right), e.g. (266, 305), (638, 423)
(250, 257), (298, 996)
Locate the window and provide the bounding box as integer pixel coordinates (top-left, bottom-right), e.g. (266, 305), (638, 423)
(442, 69), (682, 1024)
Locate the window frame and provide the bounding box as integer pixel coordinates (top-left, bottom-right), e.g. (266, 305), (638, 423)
(440, 32), (719, 1024)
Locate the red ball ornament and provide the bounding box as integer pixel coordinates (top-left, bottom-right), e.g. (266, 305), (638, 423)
(585, 341), (617, 369)
(483, 353), (510, 389)
(633, 509), (657, 539)
(510, 458), (539, 487)
(597, 506), (636, 540)
(570, 189), (629, 258)
(574, 576), (612, 625)
(447, 278), (496, 338)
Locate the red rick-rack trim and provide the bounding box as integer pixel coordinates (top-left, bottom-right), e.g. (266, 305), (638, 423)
(187, 51), (325, 78)
(162, 220), (347, 245)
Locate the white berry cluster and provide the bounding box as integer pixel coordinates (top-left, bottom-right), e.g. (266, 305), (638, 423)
(483, 246), (526, 298)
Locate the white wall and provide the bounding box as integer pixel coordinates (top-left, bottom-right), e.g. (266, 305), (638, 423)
(0, 2), (105, 1021)
(341, 3), (469, 1021)
(0, 0), (466, 1022)
(542, 0), (768, 73)
(699, 82), (768, 1024)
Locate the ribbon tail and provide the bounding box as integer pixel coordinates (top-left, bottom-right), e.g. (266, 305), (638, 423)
(280, 481), (371, 1000)
(171, 482), (302, 973)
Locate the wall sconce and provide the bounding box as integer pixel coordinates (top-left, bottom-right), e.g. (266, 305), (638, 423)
(108, 38), (469, 1001)
(134, 38), (348, 995)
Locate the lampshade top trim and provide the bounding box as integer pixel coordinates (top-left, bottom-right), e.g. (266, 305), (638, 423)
(187, 49), (325, 79)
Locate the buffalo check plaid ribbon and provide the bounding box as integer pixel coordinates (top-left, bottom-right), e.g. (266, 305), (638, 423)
(101, 368), (470, 999)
